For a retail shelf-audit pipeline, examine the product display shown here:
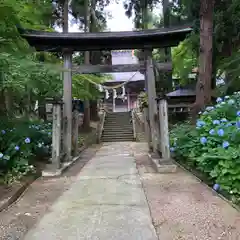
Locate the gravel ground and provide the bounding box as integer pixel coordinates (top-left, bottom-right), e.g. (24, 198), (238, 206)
(0, 144), (100, 240)
(132, 143), (240, 240)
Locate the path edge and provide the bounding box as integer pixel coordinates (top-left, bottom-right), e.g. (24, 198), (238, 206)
(172, 159), (240, 212)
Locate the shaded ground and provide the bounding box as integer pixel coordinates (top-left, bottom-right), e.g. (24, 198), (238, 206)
(132, 142), (240, 240)
(0, 144), (100, 240)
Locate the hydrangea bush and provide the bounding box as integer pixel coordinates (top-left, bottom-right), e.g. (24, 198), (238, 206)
(0, 119), (52, 184)
(170, 92), (240, 204)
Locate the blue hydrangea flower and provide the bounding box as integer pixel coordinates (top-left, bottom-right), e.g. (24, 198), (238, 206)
(206, 106), (214, 111)
(226, 123), (232, 127)
(216, 97), (222, 103)
(222, 141), (230, 149)
(3, 155), (10, 161)
(196, 120), (205, 128)
(217, 129), (224, 136)
(202, 111), (208, 115)
(200, 137), (207, 145)
(213, 183), (220, 191)
(236, 111), (240, 117)
(236, 121), (240, 129)
(224, 96), (230, 100)
(25, 137), (31, 144)
(228, 99), (235, 105)
(213, 120), (220, 125)
(1, 130), (6, 134)
(209, 129), (215, 135)
(15, 146), (20, 151)
(0, 153), (3, 158)
(221, 118), (227, 123)
(170, 147), (175, 152)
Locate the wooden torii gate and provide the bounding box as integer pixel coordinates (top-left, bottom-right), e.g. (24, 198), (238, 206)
(21, 25), (192, 172)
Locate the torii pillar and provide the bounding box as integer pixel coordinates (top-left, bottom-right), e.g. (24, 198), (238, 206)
(63, 48), (72, 162)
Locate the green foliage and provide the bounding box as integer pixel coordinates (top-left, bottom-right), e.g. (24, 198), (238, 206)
(0, 118), (52, 184)
(137, 91), (148, 111)
(172, 33), (199, 82)
(170, 93), (240, 203)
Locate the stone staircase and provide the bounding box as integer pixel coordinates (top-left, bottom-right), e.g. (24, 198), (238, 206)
(101, 112), (134, 142)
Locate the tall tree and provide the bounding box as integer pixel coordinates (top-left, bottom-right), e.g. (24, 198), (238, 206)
(82, 0), (91, 131)
(162, 0), (172, 92)
(194, 0), (214, 114)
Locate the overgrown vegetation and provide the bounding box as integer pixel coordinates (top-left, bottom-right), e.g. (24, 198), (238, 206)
(170, 93), (240, 204)
(0, 119), (52, 184)
(137, 91), (148, 111)
(0, 0), (108, 184)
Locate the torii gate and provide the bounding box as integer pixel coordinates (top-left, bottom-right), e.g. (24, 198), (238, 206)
(20, 25), (192, 171)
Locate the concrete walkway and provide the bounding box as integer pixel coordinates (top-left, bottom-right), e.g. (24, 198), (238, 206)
(24, 142), (158, 240)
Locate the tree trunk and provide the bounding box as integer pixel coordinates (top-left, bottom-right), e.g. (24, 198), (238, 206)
(4, 88), (12, 116)
(63, 0), (69, 32)
(90, 100), (99, 121)
(82, 0), (91, 131)
(194, 0), (214, 117)
(163, 0), (172, 93)
(0, 90), (6, 116)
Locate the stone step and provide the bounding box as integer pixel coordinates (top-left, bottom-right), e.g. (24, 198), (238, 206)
(103, 126), (133, 129)
(104, 123), (132, 125)
(104, 125), (132, 129)
(102, 139), (134, 142)
(105, 120), (131, 123)
(102, 132), (133, 136)
(102, 135), (133, 138)
(102, 138), (134, 142)
(103, 130), (133, 133)
(102, 133), (133, 137)
(102, 134), (133, 138)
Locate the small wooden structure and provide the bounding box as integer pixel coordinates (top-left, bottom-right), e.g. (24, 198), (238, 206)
(166, 86), (216, 122)
(20, 25), (192, 173)
(167, 88), (195, 114)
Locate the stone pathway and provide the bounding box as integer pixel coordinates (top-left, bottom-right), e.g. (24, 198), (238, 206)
(24, 142), (158, 240)
(6, 141), (240, 240)
(132, 142), (240, 240)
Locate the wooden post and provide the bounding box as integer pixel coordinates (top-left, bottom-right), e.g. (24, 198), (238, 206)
(143, 108), (151, 149)
(51, 100), (63, 169)
(158, 98), (170, 160)
(72, 110), (80, 157)
(112, 94), (115, 112)
(145, 51), (158, 152)
(131, 110), (136, 140)
(63, 49), (72, 162)
(127, 92), (130, 111)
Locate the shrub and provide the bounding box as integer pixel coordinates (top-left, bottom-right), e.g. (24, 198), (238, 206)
(170, 92), (240, 204)
(137, 91), (148, 111)
(0, 118), (52, 184)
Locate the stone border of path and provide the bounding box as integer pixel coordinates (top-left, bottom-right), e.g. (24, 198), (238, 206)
(147, 151), (240, 211)
(0, 131), (97, 213)
(148, 153), (177, 173)
(42, 129), (97, 177)
(0, 175), (39, 213)
(173, 159), (240, 212)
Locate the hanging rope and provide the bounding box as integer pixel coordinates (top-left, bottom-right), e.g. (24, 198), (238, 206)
(80, 71), (138, 90)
